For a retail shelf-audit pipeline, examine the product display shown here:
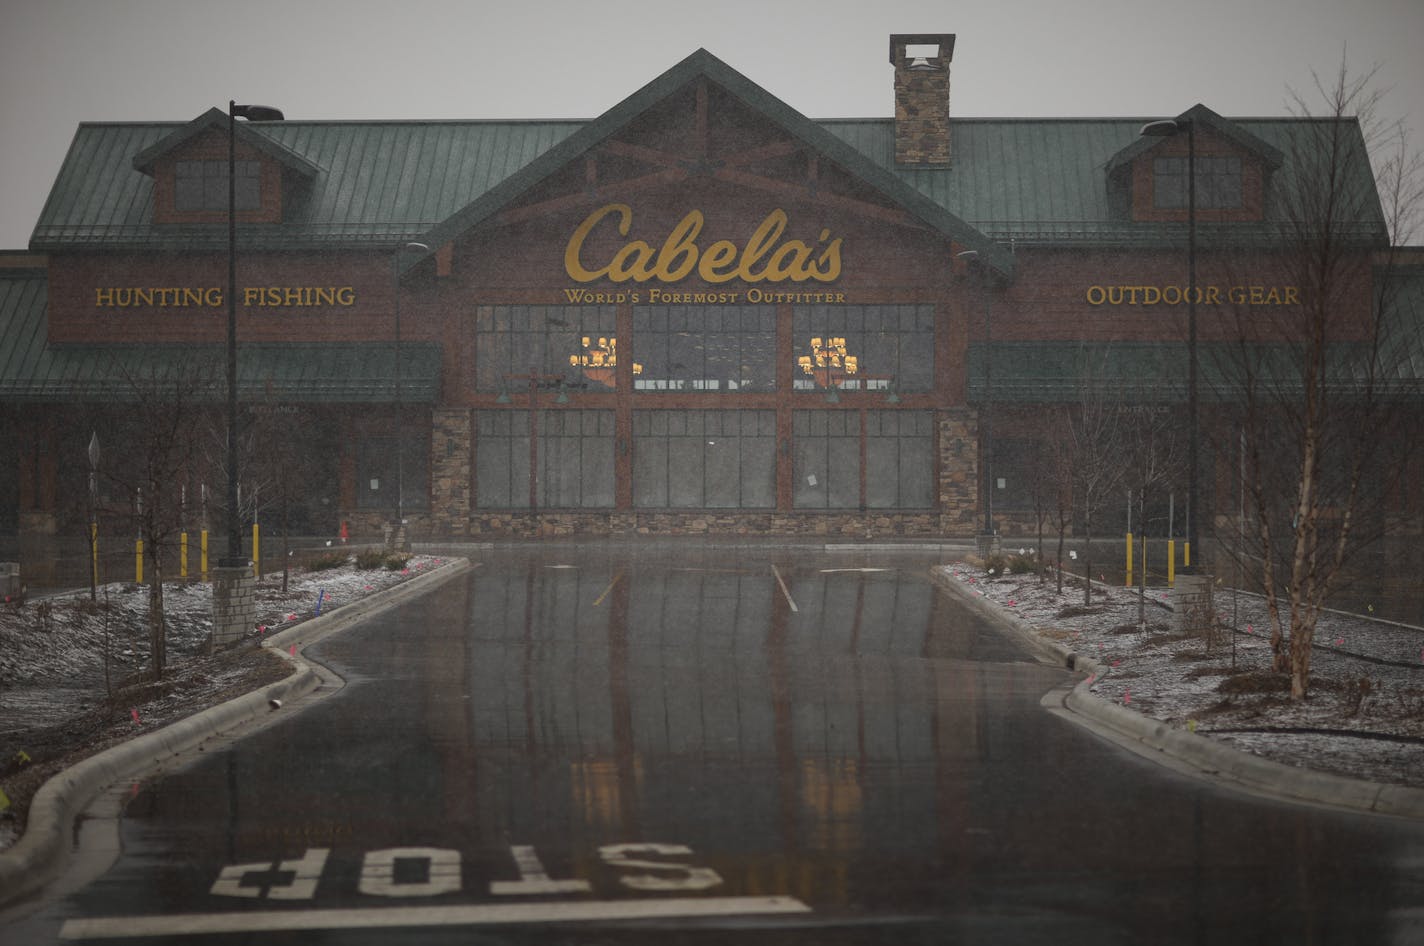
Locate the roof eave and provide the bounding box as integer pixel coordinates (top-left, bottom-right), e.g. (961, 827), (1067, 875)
(407, 48), (1014, 280)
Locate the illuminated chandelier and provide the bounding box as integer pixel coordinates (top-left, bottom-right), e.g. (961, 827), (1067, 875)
(570, 336), (641, 387)
(798, 336), (859, 388)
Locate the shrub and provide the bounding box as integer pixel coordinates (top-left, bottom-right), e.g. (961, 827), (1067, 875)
(354, 549), (387, 570)
(384, 554), (410, 572)
(308, 551), (350, 572)
(1007, 553), (1036, 575)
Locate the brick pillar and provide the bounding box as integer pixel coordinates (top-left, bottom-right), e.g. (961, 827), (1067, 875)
(938, 408), (979, 536)
(890, 33), (955, 166)
(211, 564), (255, 649)
(431, 408), (472, 535)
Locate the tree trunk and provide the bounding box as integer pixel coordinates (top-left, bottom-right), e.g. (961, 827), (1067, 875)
(1082, 513), (1094, 606)
(148, 554), (166, 680)
(1055, 523), (1066, 596)
(1289, 609), (1316, 699)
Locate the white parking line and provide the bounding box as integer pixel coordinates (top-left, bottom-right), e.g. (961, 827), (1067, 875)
(59, 896), (811, 939)
(770, 564), (798, 612)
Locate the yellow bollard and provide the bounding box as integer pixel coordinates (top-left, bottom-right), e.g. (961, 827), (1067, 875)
(1167, 539), (1176, 586)
(135, 538), (144, 584)
(1184, 540), (1191, 569)
(1125, 532), (1133, 587)
(200, 530), (209, 582)
(252, 523), (261, 579)
(180, 532), (188, 579)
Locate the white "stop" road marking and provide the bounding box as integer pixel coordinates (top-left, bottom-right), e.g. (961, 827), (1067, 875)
(205, 842), (728, 901)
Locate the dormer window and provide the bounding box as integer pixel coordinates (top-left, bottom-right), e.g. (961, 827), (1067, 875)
(132, 107), (322, 227)
(1153, 155), (1242, 210)
(174, 160), (261, 212)
(1108, 106), (1280, 225)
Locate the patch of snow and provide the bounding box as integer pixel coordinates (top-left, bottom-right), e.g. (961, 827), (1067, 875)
(940, 564), (1424, 790)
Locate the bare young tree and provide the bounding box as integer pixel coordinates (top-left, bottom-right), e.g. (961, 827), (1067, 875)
(1210, 62), (1424, 699)
(1066, 348), (1128, 606)
(1119, 406), (1184, 631)
(1029, 406), (1076, 595)
(101, 357), (216, 680)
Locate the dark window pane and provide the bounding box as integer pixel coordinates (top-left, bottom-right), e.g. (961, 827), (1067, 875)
(795, 305), (934, 394)
(1153, 157), (1187, 209)
(475, 306), (619, 393)
(632, 306), (776, 392)
(793, 410), (859, 509)
(175, 160), (260, 212)
(356, 428), (430, 510)
(1154, 155), (1241, 210)
(633, 410), (774, 509)
(474, 409), (611, 509)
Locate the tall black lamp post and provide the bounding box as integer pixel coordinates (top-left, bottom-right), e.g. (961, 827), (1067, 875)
(224, 101), (284, 567)
(957, 249), (995, 543)
(392, 241), (430, 541)
(88, 430), (100, 601)
(1139, 116), (1197, 569)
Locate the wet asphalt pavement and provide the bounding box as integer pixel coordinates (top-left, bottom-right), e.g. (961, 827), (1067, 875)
(7, 542), (1424, 944)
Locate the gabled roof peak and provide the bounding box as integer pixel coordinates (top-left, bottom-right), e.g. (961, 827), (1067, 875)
(408, 46), (1014, 278)
(130, 107), (322, 178)
(1106, 103), (1284, 175)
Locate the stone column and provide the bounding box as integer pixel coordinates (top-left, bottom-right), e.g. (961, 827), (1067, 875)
(937, 409), (979, 536)
(211, 564), (255, 650)
(431, 408), (472, 535)
(1173, 572), (1215, 636)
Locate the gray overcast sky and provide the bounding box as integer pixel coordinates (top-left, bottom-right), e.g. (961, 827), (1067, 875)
(2, 0), (1421, 249)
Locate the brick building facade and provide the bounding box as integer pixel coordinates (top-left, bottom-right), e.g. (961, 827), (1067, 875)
(1, 35), (1417, 555)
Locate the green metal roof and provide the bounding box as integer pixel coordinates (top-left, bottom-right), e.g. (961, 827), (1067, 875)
(0, 271), (439, 402)
(31, 49), (1389, 259)
(968, 342), (1188, 403)
(824, 115), (1382, 246)
(33, 119), (584, 250)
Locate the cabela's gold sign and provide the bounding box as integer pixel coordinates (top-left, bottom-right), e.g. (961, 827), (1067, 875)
(564, 203), (843, 285)
(1085, 284), (1300, 306)
(94, 286), (357, 308)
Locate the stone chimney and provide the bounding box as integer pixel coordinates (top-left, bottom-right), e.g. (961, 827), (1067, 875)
(890, 34), (955, 166)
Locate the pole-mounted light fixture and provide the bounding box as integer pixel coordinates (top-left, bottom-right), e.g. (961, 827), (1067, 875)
(224, 101), (284, 567)
(88, 430), (100, 600)
(958, 248), (994, 537)
(393, 241), (430, 538)
(1140, 117), (1198, 569)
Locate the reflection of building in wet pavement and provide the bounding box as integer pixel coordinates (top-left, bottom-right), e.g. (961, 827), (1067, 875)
(444, 561), (1052, 904)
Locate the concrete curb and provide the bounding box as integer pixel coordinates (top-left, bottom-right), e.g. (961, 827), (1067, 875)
(929, 566), (1424, 821)
(0, 556), (472, 910)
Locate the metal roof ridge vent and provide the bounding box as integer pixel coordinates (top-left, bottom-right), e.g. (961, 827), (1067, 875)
(889, 33), (955, 167)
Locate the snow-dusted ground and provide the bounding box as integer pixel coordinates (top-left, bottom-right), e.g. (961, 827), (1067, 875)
(0, 555), (448, 698)
(2, 550), (1420, 853)
(0, 553), (449, 849)
(939, 561), (1424, 792)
